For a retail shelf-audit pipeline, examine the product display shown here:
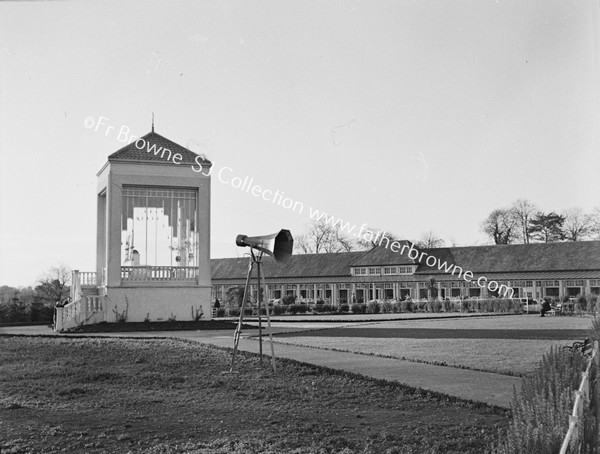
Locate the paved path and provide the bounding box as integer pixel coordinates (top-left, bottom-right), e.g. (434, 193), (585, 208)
(1, 324), (521, 409)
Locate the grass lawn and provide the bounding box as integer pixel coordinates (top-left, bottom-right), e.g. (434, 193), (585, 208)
(273, 315), (595, 376)
(272, 337), (568, 376)
(0, 336), (508, 454)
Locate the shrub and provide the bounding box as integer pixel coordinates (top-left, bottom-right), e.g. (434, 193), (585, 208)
(272, 305), (286, 316)
(442, 300), (453, 312)
(491, 343), (596, 453)
(288, 304), (308, 314)
(216, 308), (226, 317)
(229, 308), (240, 317)
(339, 303), (350, 313)
(312, 304), (326, 313)
(381, 301), (393, 314)
(321, 305), (334, 313)
(460, 299), (471, 313)
(398, 300), (412, 313)
(366, 301), (380, 314)
(351, 303), (366, 314)
(281, 294), (297, 305)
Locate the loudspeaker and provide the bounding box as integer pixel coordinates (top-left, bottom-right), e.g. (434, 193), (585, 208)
(235, 229), (293, 262)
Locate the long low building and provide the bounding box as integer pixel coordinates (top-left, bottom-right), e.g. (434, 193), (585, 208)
(211, 240), (600, 304)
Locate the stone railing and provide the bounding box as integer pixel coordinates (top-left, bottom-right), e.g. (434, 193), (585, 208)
(79, 271), (97, 287)
(55, 295), (106, 332)
(121, 266), (198, 282)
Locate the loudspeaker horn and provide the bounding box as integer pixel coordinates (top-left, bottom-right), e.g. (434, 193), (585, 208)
(235, 229), (293, 262)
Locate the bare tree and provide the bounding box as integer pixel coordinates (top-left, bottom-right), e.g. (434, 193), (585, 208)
(512, 199), (538, 244)
(562, 208), (592, 241)
(415, 231), (445, 249)
(294, 220), (358, 254)
(35, 264), (71, 304)
(589, 206), (600, 240)
(354, 225), (402, 250)
(481, 208), (519, 245)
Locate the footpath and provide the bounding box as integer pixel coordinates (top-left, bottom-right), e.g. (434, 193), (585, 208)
(1, 323), (521, 408)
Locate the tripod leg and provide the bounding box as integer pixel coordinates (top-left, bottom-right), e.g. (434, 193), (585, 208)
(256, 261), (263, 363)
(230, 258), (254, 372)
(260, 265), (276, 372)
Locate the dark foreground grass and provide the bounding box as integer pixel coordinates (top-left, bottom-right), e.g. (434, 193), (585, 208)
(0, 336), (509, 454)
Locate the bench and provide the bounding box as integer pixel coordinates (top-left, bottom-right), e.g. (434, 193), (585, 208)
(563, 337), (592, 356)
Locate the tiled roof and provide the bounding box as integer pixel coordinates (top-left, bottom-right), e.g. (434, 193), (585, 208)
(350, 241), (417, 266)
(108, 131), (211, 166)
(415, 242), (600, 274)
(211, 251), (369, 280)
(210, 241), (600, 281)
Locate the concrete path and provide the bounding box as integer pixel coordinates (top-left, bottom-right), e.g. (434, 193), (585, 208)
(1, 324), (521, 409)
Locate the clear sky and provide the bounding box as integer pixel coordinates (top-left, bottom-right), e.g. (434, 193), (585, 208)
(1, 0), (598, 287)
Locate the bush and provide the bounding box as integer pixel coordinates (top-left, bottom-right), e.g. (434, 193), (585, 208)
(339, 303), (350, 313)
(351, 303), (366, 314)
(216, 308), (226, 317)
(312, 304), (326, 313)
(281, 294), (297, 305)
(272, 305), (286, 316)
(398, 300), (412, 312)
(366, 301), (380, 314)
(381, 301), (393, 314)
(491, 343), (596, 453)
(229, 308), (240, 317)
(288, 304), (308, 314)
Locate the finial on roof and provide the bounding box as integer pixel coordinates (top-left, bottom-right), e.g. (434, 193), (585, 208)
(151, 112), (155, 132)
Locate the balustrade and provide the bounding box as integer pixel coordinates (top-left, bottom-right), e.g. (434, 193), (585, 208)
(121, 266), (198, 282)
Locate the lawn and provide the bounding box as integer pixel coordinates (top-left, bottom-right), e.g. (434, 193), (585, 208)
(273, 315), (594, 376)
(0, 336), (508, 454)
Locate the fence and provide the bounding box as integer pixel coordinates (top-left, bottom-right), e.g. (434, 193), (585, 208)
(559, 340), (599, 454)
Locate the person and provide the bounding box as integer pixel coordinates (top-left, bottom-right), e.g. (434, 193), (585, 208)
(540, 299), (551, 317)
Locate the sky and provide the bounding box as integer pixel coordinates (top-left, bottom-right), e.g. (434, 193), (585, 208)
(1, 0), (598, 287)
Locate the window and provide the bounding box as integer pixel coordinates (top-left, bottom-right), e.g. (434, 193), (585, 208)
(368, 267), (380, 275)
(525, 281), (533, 287)
(575, 280), (584, 286)
(536, 281), (542, 287)
(121, 186), (198, 267)
(354, 267), (367, 276)
(398, 266), (414, 275)
(383, 267), (398, 275)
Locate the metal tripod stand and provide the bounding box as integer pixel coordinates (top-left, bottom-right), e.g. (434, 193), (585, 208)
(229, 249), (276, 373)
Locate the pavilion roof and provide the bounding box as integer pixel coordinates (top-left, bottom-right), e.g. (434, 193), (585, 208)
(108, 131), (211, 166)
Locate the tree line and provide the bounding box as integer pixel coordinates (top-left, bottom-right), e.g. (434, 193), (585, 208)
(481, 200), (600, 244)
(0, 265), (71, 324)
(294, 200), (600, 254)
